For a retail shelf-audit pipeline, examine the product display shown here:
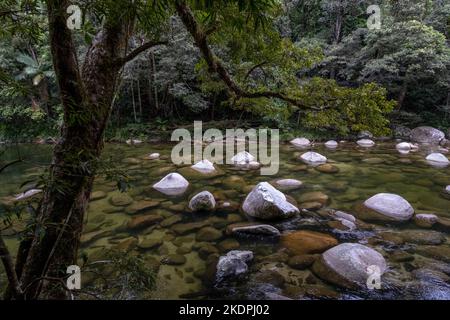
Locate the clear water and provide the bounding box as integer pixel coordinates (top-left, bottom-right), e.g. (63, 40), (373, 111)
(1, 142), (449, 300)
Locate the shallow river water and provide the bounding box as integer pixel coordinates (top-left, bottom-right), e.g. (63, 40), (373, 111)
(1, 141), (449, 300)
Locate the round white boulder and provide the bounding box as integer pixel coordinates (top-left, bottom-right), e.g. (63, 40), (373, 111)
(324, 140), (338, 148)
(191, 159), (216, 173)
(153, 173), (189, 196)
(300, 151), (327, 165)
(357, 139), (375, 147)
(290, 138), (311, 148)
(426, 153), (449, 166)
(363, 193), (414, 221)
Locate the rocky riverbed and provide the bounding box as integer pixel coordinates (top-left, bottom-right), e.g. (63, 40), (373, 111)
(0, 136), (449, 300)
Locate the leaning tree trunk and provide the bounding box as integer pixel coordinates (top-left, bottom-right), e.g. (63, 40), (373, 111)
(17, 0), (128, 299)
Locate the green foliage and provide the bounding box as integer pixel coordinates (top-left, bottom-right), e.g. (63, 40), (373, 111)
(0, 104), (60, 141)
(298, 79), (396, 136)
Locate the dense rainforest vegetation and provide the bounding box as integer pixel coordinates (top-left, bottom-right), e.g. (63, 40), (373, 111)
(0, 0), (449, 301)
(1, 0), (449, 143)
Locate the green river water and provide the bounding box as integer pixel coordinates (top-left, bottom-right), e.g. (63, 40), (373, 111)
(0, 141), (449, 300)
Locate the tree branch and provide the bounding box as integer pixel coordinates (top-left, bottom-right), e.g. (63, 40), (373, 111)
(0, 235), (23, 299)
(116, 40), (168, 67)
(175, 1), (318, 109)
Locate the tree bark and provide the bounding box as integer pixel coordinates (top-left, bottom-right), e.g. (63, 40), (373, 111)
(17, 0), (129, 299)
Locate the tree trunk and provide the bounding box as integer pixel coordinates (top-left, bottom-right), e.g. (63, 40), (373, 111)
(17, 0), (128, 299)
(397, 83), (408, 110)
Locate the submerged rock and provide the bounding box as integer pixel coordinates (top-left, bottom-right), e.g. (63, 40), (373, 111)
(288, 254), (318, 270)
(315, 164), (339, 174)
(357, 139), (375, 147)
(281, 230), (338, 255)
(196, 227), (222, 242)
(300, 152), (327, 164)
(216, 250), (253, 283)
(125, 200), (159, 214)
(411, 126), (445, 144)
(274, 178), (303, 190)
(188, 191), (216, 212)
(298, 191), (329, 205)
(153, 172), (189, 196)
(226, 222), (280, 237)
(109, 192), (133, 206)
(126, 215), (163, 230)
(90, 191), (107, 201)
(242, 182), (299, 220)
(414, 213), (439, 228)
(356, 193), (414, 222)
(312, 243), (387, 289)
(290, 137), (311, 148)
(162, 254), (186, 265)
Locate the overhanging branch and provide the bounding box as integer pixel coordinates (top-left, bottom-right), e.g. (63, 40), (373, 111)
(175, 1), (320, 110)
(117, 40), (168, 67)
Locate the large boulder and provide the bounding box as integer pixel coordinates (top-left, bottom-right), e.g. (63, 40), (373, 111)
(153, 173), (189, 196)
(242, 182), (299, 220)
(355, 193), (414, 222)
(216, 250), (254, 283)
(410, 126), (445, 144)
(188, 191), (216, 211)
(312, 243), (387, 289)
(290, 138), (311, 148)
(299, 152), (327, 165)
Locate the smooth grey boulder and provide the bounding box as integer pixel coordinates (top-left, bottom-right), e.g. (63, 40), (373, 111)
(153, 172), (189, 196)
(216, 250), (253, 283)
(189, 191), (216, 211)
(242, 182), (299, 220)
(312, 243), (387, 289)
(361, 193), (414, 222)
(411, 126), (445, 144)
